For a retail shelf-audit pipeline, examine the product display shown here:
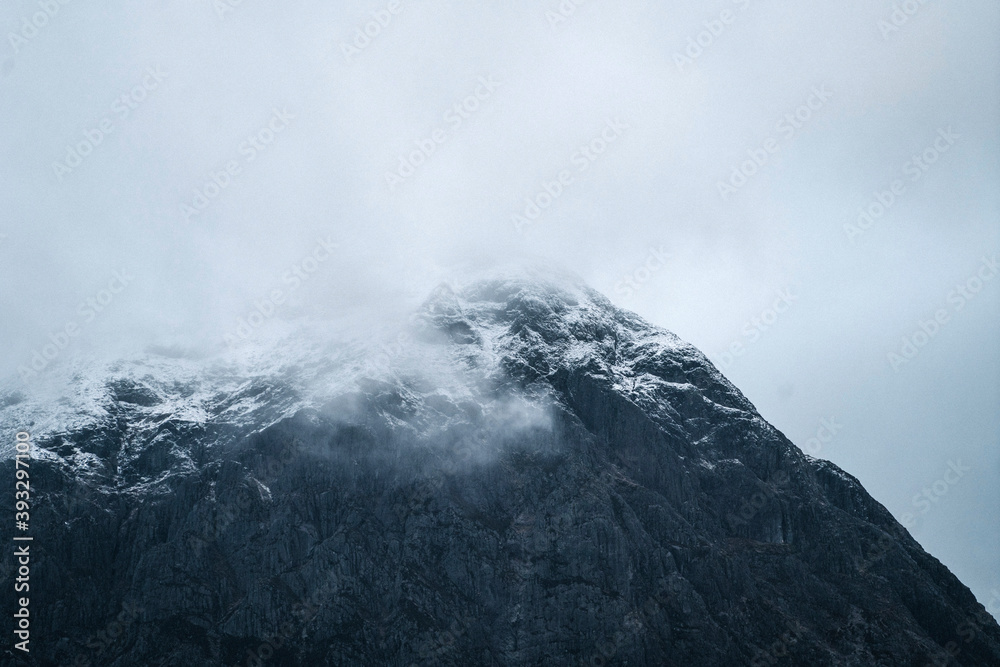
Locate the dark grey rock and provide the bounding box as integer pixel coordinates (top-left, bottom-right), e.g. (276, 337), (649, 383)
(2, 273), (998, 666)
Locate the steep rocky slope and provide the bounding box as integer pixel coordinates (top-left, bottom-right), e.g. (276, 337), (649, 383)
(2, 271), (998, 666)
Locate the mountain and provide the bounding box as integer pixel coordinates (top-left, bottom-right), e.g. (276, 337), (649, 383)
(2, 270), (999, 666)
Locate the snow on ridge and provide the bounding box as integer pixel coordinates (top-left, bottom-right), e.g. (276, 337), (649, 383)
(2, 274), (726, 448)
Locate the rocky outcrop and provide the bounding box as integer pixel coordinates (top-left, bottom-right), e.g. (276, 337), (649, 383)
(2, 271), (998, 666)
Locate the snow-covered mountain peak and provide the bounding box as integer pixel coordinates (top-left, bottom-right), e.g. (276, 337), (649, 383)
(6, 272), (1000, 666)
(2, 271), (750, 458)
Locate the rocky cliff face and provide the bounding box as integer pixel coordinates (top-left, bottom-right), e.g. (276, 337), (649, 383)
(3, 271), (999, 666)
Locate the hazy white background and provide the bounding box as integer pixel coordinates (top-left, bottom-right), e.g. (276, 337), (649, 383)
(1, 1), (997, 615)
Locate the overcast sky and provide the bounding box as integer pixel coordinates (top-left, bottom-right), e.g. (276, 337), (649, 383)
(1, 0), (997, 616)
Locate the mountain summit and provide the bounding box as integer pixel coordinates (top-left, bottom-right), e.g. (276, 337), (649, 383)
(3, 273), (999, 666)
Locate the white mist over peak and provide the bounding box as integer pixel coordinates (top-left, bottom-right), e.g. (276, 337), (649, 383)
(1, 0), (997, 619)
